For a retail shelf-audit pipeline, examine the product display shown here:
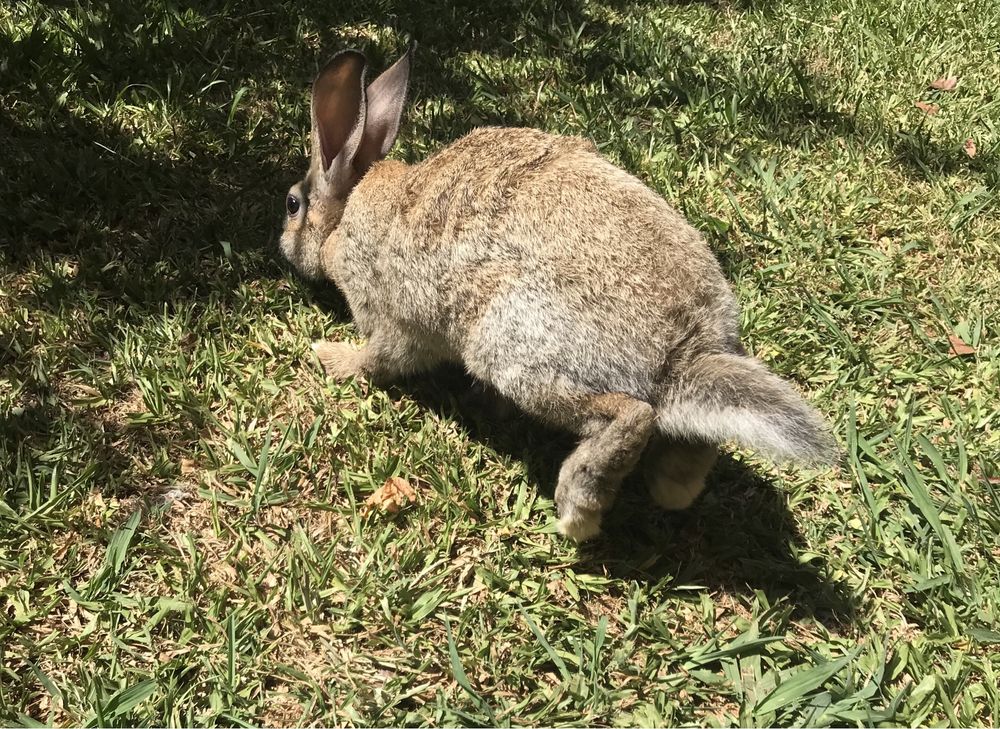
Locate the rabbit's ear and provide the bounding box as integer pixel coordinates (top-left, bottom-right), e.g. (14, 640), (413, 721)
(352, 44), (413, 176)
(311, 50), (368, 189)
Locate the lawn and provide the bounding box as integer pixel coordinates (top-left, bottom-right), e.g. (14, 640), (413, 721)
(2, 0), (999, 725)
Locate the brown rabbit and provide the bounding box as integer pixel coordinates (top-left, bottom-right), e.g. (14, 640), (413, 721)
(280, 47), (836, 542)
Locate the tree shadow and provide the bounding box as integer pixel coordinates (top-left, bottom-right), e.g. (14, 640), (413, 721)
(1, 0), (607, 294)
(0, 102), (291, 307)
(893, 130), (1000, 188)
(5, 0), (986, 292)
(380, 365), (857, 625)
(0, 378), (170, 504)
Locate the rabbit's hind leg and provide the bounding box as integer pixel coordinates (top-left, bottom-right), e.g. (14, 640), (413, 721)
(643, 437), (717, 510)
(556, 393), (655, 541)
(503, 382), (656, 542)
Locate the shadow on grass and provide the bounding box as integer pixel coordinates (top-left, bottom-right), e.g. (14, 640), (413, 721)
(894, 130), (1000, 188)
(4, 0), (987, 294)
(2, 0), (601, 300)
(595, 457), (859, 626)
(376, 362), (858, 626)
(0, 375), (185, 500)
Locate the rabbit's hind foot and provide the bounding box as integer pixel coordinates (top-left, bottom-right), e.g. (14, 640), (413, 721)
(643, 437), (717, 510)
(552, 393), (656, 542)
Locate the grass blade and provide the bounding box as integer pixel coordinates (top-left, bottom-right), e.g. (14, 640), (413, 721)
(521, 609), (570, 681)
(100, 679), (157, 720)
(107, 510), (142, 575)
(755, 654), (852, 715)
(444, 618), (495, 723)
(898, 455), (965, 574)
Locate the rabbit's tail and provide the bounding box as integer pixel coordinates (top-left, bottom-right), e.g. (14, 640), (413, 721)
(655, 352), (836, 465)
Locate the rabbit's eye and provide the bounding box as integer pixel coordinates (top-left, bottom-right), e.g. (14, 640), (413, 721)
(286, 195), (301, 216)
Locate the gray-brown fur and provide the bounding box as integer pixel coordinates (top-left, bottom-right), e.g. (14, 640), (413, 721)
(281, 48), (836, 541)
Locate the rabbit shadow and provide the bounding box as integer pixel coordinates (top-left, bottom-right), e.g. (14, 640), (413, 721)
(379, 363), (858, 625)
(590, 458), (859, 625)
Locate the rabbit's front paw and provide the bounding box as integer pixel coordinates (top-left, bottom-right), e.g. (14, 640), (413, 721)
(311, 341), (365, 381)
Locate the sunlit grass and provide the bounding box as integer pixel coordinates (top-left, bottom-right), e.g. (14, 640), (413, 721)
(2, 0), (999, 725)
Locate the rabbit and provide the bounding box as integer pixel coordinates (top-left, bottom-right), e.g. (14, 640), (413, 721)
(279, 46), (836, 542)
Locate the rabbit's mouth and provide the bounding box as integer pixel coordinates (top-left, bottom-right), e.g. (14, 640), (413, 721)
(279, 229), (325, 282)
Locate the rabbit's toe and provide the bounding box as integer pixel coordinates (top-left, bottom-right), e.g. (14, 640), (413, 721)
(311, 341), (364, 380)
(557, 505), (602, 543)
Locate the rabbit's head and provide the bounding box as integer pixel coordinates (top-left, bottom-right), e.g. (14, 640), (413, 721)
(280, 47), (412, 280)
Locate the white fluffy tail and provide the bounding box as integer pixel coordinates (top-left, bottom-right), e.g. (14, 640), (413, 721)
(656, 352), (836, 465)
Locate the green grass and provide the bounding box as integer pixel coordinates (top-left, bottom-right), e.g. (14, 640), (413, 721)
(2, 0), (999, 725)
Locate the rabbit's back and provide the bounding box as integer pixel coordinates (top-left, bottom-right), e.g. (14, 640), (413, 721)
(336, 127), (742, 398)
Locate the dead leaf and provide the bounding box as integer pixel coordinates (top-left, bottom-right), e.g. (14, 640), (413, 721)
(948, 334), (975, 356)
(914, 101), (939, 115)
(963, 138), (977, 158)
(364, 476), (418, 514)
(930, 76), (958, 91)
(180, 457), (197, 475)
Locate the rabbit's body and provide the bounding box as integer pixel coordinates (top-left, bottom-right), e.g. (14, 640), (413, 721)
(327, 127), (739, 401)
(283, 48), (835, 542)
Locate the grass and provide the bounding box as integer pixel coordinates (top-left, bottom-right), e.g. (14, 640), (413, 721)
(1, 0), (999, 725)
